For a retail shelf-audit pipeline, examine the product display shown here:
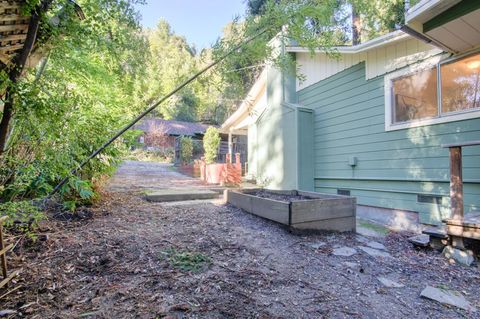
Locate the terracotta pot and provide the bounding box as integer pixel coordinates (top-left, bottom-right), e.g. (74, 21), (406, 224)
(205, 163), (225, 184)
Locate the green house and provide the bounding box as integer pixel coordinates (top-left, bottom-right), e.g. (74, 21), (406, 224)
(221, 0), (480, 229)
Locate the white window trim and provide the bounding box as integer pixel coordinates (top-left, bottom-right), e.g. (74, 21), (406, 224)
(384, 53), (480, 131)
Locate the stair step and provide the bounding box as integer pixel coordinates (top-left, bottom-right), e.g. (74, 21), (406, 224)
(422, 226), (448, 239)
(408, 234), (430, 247)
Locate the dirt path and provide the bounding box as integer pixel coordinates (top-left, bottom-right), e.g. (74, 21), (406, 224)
(107, 160), (205, 192)
(3, 161), (479, 318)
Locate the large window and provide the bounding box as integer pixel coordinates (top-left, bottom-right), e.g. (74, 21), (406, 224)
(387, 52), (480, 129)
(441, 54), (480, 113)
(392, 67), (438, 123)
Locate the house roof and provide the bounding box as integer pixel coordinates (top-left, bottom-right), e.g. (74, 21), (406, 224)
(135, 118), (211, 136)
(286, 30), (409, 54)
(220, 69), (267, 134)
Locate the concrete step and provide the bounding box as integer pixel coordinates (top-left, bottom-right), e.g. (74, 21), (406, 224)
(422, 226), (448, 239)
(145, 189), (220, 202)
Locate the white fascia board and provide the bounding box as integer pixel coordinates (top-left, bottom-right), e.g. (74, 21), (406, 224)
(286, 30), (409, 54)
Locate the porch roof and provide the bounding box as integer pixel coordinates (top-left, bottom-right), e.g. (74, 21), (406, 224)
(220, 69), (267, 135)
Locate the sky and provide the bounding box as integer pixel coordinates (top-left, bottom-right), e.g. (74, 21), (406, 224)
(135, 1), (247, 49)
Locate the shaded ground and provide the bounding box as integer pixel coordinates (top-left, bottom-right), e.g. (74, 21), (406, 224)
(2, 161), (480, 318)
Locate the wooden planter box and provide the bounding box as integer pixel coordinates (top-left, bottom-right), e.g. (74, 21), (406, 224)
(226, 189), (356, 232)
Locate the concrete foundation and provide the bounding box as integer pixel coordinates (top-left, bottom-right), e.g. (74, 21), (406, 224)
(356, 205), (421, 233)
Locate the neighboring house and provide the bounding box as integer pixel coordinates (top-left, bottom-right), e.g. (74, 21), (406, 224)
(221, 0), (480, 228)
(135, 118), (210, 149)
(135, 118), (248, 163)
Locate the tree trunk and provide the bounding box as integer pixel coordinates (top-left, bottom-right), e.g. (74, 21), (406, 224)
(352, 5), (361, 45)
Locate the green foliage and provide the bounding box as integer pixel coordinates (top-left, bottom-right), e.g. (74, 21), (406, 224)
(0, 201), (45, 238)
(203, 127), (221, 164)
(160, 247), (211, 273)
(215, 0), (407, 106)
(0, 0), (149, 206)
(179, 136), (193, 164)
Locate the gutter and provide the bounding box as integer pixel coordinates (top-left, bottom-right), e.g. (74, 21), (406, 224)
(400, 24), (454, 53)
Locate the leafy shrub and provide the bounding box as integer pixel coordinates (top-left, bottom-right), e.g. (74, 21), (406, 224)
(0, 201), (45, 238)
(180, 136), (193, 164)
(160, 247), (211, 273)
(203, 127), (221, 164)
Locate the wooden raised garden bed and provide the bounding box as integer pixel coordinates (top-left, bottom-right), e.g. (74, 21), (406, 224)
(226, 189), (356, 232)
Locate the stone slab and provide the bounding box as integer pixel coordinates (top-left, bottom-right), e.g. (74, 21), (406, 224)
(359, 246), (392, 258)
(306, 241), (326, 249)
(421, 286), (476, 312)
(366, 241), (386, 250)
(343, 261), (359, 269)
(377, 277), (404, 288)
(408, 234), (430, 247)
(146, 189), (218, 202)
(422, 226), (448, 239)
(332, 247), (357, 257)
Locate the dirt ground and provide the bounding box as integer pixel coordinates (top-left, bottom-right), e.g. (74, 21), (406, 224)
(1, 161), (480, 318)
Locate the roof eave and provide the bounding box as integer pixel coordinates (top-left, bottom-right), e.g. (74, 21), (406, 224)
(286, 30), (409, 54)
(221, 69), (267, 133)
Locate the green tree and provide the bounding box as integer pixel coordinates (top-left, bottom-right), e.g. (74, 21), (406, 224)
(145, 20), (199, 120)
(203, 127), (221, 164)
(0, 0), (149, 203)
(179, 136), (193, 164)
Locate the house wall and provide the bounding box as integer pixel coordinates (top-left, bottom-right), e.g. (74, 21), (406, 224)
(253, 61), (299, 189)
(297, 62), (480, 225)
(296, 37), (442, 91)
(245, 47), (316, 190)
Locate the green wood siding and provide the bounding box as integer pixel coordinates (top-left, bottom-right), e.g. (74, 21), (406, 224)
(297, 107), (314, 191)
(298, 62), (480, 225)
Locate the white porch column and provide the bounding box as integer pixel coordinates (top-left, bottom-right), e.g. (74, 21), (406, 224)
(228, 129), (233, 163)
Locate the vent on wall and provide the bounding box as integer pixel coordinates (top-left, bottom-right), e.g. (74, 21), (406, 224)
(417, 194), (443, 205)
(337, 189), (351, 196)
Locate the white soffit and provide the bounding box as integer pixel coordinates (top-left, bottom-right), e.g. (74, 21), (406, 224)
(424, 8), (480, 53)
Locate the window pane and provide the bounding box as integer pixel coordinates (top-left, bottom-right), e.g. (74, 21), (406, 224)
(441, 53), (480, 113)
(392, 68), (438, 123)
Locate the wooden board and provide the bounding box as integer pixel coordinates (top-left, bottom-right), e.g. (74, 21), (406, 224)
(297, 190), (345, 199)
(226, 190), (290, 225)
(0, 24), (28, 32)
(290, 198), (356, 224)
(250, 196), (290, 225)
(226, 190), (356, 232)
(292, 216), (356, 232)
(446, 224), (480, 240)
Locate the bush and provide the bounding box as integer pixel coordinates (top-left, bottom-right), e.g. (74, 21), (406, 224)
(180, 136), (193, 164)
(0, 200), (45, 239)
(203, 127), (221, 164)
